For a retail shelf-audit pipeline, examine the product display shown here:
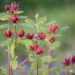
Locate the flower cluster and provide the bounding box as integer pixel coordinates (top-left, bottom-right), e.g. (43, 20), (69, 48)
(38, 32), (46, 40)
(30, 43), (43, 55)
(48, 24), (59, 43)
(64, 56), (75, 66)
(4, 1), (25, 38)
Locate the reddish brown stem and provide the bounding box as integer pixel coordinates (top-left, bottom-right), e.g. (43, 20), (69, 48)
(65, 72), (70, 75)
(36, 53), (38, 75)
(8, 45), (13, 75)
(35, 37), (38, 75)
(13, 54), (35, 72)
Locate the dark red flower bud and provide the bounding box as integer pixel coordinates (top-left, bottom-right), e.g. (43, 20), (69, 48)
(71, 56), (75, 63)
(49, 24), (59, 34)
(4, 5), (10, 11)
(4, 30), (12, 38)
(18, 30), (25, 38)
(26, 32), (34, 40)
(36, 44), (39, 49)
(36, 47), (43, 55)
(30, 44), (36, 51)
(38, 32), (46, 40)
(11, 15), (18, 23)
(30, 44), (39, 51)
(64, 57), (70, 66)
(11, 1), (18, 10)
(39, 47), (43, 54)
(10, 8), (14, 15)
(49, 37), (56, 43)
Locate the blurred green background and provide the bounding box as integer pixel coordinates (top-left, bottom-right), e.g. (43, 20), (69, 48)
(0, 0), (75, 67)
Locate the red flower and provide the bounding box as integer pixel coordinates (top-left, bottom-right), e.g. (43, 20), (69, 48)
(30, 44), (36, 51)
(30, 44), (39, 51)
(11, 1), (18, 10)
(36, 47), (43, 55)
(38, 32), (46, 40)
(49, 37), (56, 43)
(49, 24), (58, 34)
(64, 57), (70, 66)
(10, 8), (14, 15)
(26, 32), (34, 40)
(4, 5), (10, 11)
(18, 30), (25, 38)
(4, 29), (12, 38)
(71, 56), (75, 63)
(11, 15), (18, 23)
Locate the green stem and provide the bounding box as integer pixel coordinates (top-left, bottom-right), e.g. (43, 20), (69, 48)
(14, 24), (17, 51)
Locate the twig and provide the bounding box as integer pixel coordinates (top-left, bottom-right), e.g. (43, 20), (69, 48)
(36, 53), (38, 75)
(13, 54), (35, 72)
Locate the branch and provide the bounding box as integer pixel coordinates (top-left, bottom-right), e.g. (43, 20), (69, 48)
(13, 54), (35, 72)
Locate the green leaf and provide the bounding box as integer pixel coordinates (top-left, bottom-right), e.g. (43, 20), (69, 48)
(11, 60), (18, 70)
(45, 20), (56, 26)
(31, 62), (36, 70)
(29, 71), (34, 75)
(41, 56), (52, 63)
(0, 12), (9, 21)
(19, 16), (27, 19)
(43, 65), (49, 75)
(18, 23), (33, 27)
(20, 40), (32, 48)
(38, 69), (42, 75)
(38, 58), (42, 66)
(51, 42), (60, 48)
(0, 67), (8, 75)
(0, 24), (8, 29)
(35, 13), (39, 20)
(14, 11), (24, 14)
(10, 41), (15, 58)
(25, 19), (35, 24)
(60, 26), (69, 32)
(37, 17), (46, 24)
(0, 39), (11, 47)
(49, 67), (61, 75)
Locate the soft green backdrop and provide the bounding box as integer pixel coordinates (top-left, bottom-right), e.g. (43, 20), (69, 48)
(0, 0), (75, 65)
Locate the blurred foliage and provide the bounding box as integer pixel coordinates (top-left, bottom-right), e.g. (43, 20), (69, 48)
(0, 1), (75, 74)
(0, 67), (8, 75)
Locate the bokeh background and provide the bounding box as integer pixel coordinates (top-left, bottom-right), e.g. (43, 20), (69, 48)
(0, 0), (75, 75)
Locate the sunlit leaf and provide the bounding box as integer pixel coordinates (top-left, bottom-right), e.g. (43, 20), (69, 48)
(11, 60), (18, 70)
(25, 19), (35, 24)
(18, 23), (33, 27)
(19, 16), (27, 19)
(14, 11), (24, 14)
(37, 17), (46, 24)
(10, 40), (15, 58)
(0, 12), (9, 21)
